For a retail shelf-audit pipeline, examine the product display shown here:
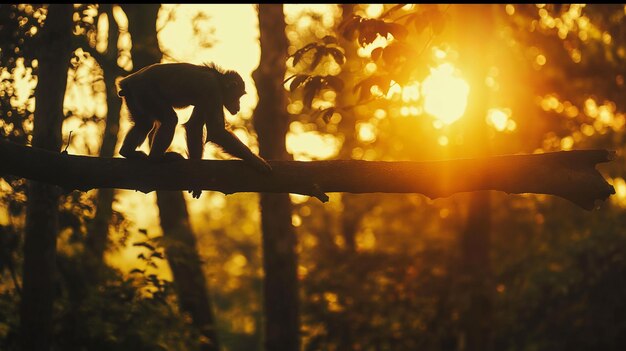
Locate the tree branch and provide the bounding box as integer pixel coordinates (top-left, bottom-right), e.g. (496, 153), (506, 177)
(0, 139), (615, 210)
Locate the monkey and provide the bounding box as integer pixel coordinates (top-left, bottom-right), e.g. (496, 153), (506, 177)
(116, 62), (272, 198)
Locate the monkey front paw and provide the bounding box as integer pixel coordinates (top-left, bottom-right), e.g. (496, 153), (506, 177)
(163, 152), (186, 162)
(189, 189), (202, 199)
(150, 152), (186, 162)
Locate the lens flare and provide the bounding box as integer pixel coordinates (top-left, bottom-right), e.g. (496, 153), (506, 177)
(421, 63), (469, 125)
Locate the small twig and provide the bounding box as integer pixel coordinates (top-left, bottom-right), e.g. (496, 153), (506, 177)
(310, 183), (329, 203)
(62, 131), (73, 154)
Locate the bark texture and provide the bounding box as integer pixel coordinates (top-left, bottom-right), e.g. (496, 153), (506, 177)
(0, 140), (614, 210)
(253, 4), (300, 351)
(20, 4), (74, 351)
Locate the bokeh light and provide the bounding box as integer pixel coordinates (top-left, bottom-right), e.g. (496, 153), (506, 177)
(421, 63), (469, 125)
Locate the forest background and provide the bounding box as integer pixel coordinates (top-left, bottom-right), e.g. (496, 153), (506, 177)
(1, 4), (625, 351)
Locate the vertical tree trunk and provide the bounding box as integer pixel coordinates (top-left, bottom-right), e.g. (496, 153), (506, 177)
(336, 7), (360, 347)
(156, 191), (219, 350)
(86, 4), (123, 267)
(456, 5), (494, 351)
(336, 4), (359, 253)
(252, 5), (299, 351)
(122, 5), (219, 350)
(460, 191), (492, 351)
(20, 4), (74, 351)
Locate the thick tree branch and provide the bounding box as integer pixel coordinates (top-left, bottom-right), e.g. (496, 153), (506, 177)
(0, 139), (615, 210)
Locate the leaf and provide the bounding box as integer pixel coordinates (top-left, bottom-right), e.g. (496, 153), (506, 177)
(354, 77), (373, 102)
(321, 35), (338, 45)
(311, 108), (322, 120)
(292, 51), (304, 67)
(429, 10), (445, 35)
(303, 77), (322, 109)
(321, 107), (336, 123)
(354, 75), (390, 101)
(292, 43), (317, 67)
(327, 47), (345, 65)
(129, 268), (145, 275)
(371, 47), (383, 61)
(386, 22), (408, 40)
(382, 42), (415, 66)
(151, 251), (164, 259)
(138, 228), (148, 235)
(341, 16), (362, 40)
(324, 75), (344, 92)
(359, 29), (379, 47)
(358, 19), (383, 47)
(403, 12), (418, 25)
(382, 44), (402, 65)
(380, 4), (407, 18)
(289, 74), (309, 92)
(372, 20), (390, 39)
(310, 48), (325, 70)
(414, 17), (428, 34)
(358, 84), (372, 102)
(283, 74), (297, 84)
(377, 76), (392, 95)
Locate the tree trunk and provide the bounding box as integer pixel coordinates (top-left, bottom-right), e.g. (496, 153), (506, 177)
(122, 5), (220, 350)
(253, 5), (299, 351)
(20, 4), (73, 351)
(456, 5), (494, 351)
(337, 4), (362, 254)
(460, 191), (492, 351)
(156, 191), (219, 351)
(86, 4), (123, 268)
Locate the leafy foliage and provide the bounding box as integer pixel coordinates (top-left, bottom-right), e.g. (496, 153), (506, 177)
(285, 74), (344, 109)
(289, 4), (448, 113)
(290, 38), (346, 70)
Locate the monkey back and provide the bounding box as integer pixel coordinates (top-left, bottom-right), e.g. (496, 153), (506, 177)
(115, 63), (220, 108)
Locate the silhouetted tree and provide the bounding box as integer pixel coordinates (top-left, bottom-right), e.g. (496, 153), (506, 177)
(20, 4), (73, 351)
(253, 4), (300, 351)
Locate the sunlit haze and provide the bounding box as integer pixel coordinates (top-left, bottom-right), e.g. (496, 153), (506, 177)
(5, 5), (626, 350)
(421, 63), (469, 125)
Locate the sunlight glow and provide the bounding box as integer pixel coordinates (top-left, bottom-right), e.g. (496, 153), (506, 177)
(487, 109), (508, 131)
(366, 4), (384, 17)
(486, 108), (516, 132)
(287, 122), (340, 161)
(438, 136), (449, 146)
(357, 122), (377, 143)
(560, 136), (574, 150)
(223, 254), (248, 277)
(611, 177), (626, 207)
(356, 228), (376, 250)
(401, 82), (420, 102)
(421, 63), (469, 125)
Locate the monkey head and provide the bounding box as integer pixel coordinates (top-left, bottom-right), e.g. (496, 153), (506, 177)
(222, 71), (246, 115)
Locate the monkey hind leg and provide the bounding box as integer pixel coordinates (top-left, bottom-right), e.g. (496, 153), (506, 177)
(119, 122), (153, 159)
(149, 108), (184, 162)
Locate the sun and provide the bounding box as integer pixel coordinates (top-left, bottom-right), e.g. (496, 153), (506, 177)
(421, 63), (469, 125)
